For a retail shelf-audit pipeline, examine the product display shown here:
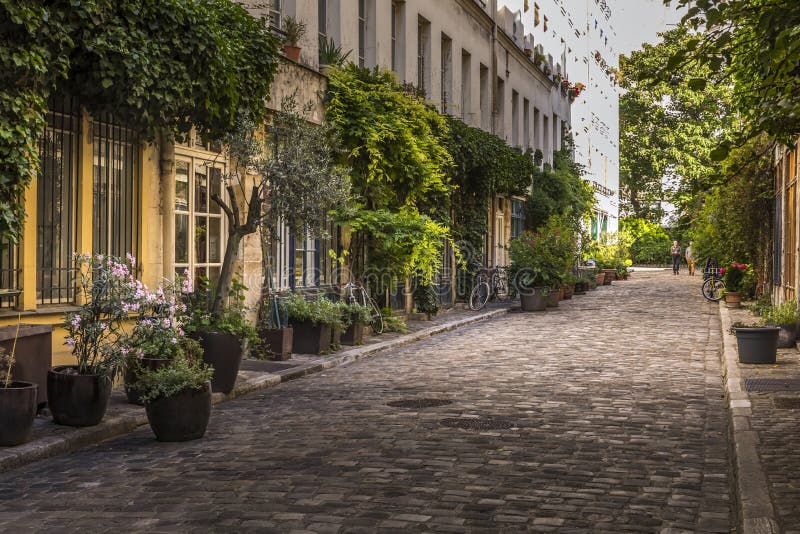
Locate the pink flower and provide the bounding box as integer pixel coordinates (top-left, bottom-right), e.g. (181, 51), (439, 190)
(739, 264), (747, 271)
(719, 268), (726, 275)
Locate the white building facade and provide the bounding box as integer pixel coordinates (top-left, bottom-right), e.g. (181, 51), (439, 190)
(500, 0), (621, 236)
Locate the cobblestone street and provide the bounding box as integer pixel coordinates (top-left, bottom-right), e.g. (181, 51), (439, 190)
(0, 271), (732, 533)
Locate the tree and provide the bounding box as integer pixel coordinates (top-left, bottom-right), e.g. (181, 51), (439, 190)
(620, 217), (672, 265)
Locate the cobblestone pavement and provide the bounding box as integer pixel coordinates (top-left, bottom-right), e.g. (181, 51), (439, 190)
(0, 271), (731, 533)
(728, 304), (800, 532)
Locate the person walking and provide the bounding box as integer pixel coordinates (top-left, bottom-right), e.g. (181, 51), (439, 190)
(671, 241), (681, 275)
(685, 241), (696, 276)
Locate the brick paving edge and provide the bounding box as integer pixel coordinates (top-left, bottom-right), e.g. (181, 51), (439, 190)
(0, 307), (508, 475)
(717, 302), (781, 534)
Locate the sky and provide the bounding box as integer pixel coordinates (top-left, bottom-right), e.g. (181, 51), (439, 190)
(615, 0), (686, 56)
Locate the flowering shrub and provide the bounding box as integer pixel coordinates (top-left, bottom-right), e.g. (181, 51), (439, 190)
(64, 254), (142, 379)
(180, 274), (257, 346)
(722, 261), (751, 292)
(508, 216), (577, 293)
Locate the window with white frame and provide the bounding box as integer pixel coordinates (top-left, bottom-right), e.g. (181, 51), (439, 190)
(358, 0), (366, 67)
(511, 199), (525, 239)
(269, 0), (282, 30)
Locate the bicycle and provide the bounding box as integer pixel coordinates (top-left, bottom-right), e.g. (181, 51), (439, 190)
(701, 258), (725, 302)
(468, 265), (508, 311)
(342, 280), (385, 334)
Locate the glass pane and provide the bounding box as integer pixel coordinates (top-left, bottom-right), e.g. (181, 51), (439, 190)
(209, 217), (221, 263)
(175, 161), (189, 211)
(209, 167), (222, 214)
(175, 214), (189, 263)
(195, 167), (208, 213)
(194, 266), (207, 283)
(195, 216), (208, 263)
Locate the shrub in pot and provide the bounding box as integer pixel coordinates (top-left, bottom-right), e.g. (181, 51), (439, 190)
(55, 254), (138, 427)
(0, 345), (38, 446)
(721, 262), (751, 308)
(183, 276), (256, 394)
(759, 301), (799, 348)
(282, 16), (306, 62)
(136, 355), (214, 442)
(318, 36), (351, 76)
(283, 293), (342, 354)
(256, 295), (293, 361)
(339, 302), (372, 346)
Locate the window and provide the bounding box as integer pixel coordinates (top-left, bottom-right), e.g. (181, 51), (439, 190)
(269, 0), (281, 30)
(543, 114), (550, 160)
(37, 99), (79, 305)
(461, 50), (471, 123)
(273, 221), (338, 290)
(358, 0), (366, 67)
(496, 77), (505, 139)
(440, 34), (452, 113)
(479, 63), (489, 130)
(417, 16), (430, 97)
(523, 98), (530, 149)
(174, 157), (225, 284)
(0, 238), (20, 309)
(93, 114), (139, 258)
(533, 107), (541, 152)
(318, 0), (327, 64)
(511, 89), (519, 147)
(511, 199), (525, 239)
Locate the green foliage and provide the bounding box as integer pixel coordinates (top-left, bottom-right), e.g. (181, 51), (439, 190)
(182, 276), (257, 347)
(134, 356), (214, 404)
(318, 37), (351, 66)
(508, 215), (578, 290)
(585, 232), (633, 270)
(722, 262), (750, 293)
(527, 142), (594, 231)
(339, 301), (372, 326)
(282, 293), (344, 329)
(760, 301), (800, 327)
(380, 308), (408, 333)
(412, 284), (440, 316)
(620, 217), (672, 265)
(0, 0), (281, 243)
(282, 16), (306, 46)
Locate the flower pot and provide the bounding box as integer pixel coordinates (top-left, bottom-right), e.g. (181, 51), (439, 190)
(331, 327), (342, 350)
(0, 381), (38, 446)
(573, 282), (586, 295)
(735, 327), (780, 364)
(319, 64), (331, 77)
(124, 357), (171, 406)
(283, 45), (301, 62)
(47, 366), (112, 427)
(595, 272), (605, 286)
(291, 320), (331, 354)
(341, 321), (365, 345)
(197, 331), (242, 394)
(725, 291), (742, 308)
(145, 381), (212, 442)
(546, 289), (561, 307)
(602, 269), (616, 285)
(520, 289), (548, 311)
(0, 324), (52, 407)
(261, 327), (294, 360)
(562, 284), (574, 300)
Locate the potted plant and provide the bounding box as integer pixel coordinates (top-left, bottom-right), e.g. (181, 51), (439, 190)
(731, 322), (780, 364)
(0, 343), (38, 446)
(339, 302), (371, 346)
(721, 261), (749, 308)
(257, 295), (293, 361)
(533, 50), (545, 68)
(183, 276), (257, 395)
(283, 293), (341, 354)
(136, 355), (214, 442)
(760, 301), (799, 348)
(318, 36), (351, 76)
(562, 273), (578, 300)
(282, 16), (306, 62)
(53, 254), (137, 427)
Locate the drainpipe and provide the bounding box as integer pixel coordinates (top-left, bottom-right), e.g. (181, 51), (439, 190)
(160, 134), (175, 279)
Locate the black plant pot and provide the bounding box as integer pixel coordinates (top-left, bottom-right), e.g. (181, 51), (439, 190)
(291, 320), (331, 354)
(735, 327), (780, 364)
(574, 282), (586, 295)
(261, 327), (293, 360)
(145, 382), (212, 442)
(331, 327), (342, 350)
(47, 366), (112, 427)
(520, 290), (548, 312)
(197, 331), (242, 394)
(124, 357), (171, 406)
(0, 381), (38, 446)
(341, 322), (365, 345)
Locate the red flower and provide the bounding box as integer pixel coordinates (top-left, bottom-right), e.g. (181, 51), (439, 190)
(720, 268), (726, 275)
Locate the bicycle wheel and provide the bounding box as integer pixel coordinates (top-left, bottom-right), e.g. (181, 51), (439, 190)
(368, 296), (384, 334)
(469, 281), (491, 310)
(702, 277), (725, 301)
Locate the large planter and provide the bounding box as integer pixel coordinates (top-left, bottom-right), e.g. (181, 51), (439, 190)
(0, 324), (52, 407)
(47, 366), (112, 427)
(735, 327), (780, 364)
(145, 381), (212, 442)
(595, 272), (605, 286)
(124, 357), (170, 406)
(602, 269), (615, 285)
(341, 321), (365, 345)
(725, 291), (742, 308)
(0, 381), (38, 446)
(574, 282), (587, 295)
(546, 289), (561, 307)
(261, 327), (293, 361)
(562, 284), (574, 300)
(283, 45), (301, 62)
(291, 320), (331, 354)
(331, 327), (342, 350)
(520, 289), (548, 311)
(197, 331), (242, 394)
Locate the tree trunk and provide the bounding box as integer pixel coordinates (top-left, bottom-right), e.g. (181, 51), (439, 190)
(211, 229), (243, 318)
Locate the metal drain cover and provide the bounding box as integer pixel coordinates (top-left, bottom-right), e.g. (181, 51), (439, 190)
(744, 379), (800, 392)
(774, 398), (800, 409)
(387, 398), (453, 409)
(439, 418), (515, 430)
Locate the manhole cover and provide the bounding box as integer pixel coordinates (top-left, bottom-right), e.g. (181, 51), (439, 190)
(744, 379), (800, 392)
(439, 418), (514, 430)
(387, 398), (453, 409)
(774, 398), (800, 409)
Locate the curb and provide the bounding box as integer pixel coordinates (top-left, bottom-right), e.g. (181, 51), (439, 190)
(717, 302), (781, 534)
(0, 307), (508, 474)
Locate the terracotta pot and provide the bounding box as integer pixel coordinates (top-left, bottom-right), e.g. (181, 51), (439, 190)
(595, 272), (605, 286)
(47, 366), (112, 427)
(145, 382), (211, 442)
(602, 269), (616, 285)
(0, 381), (38, 446)
(562, 284), (574, 300)
(725, 291), (742, 308)
(546, 289), (561, 307)
(283, 45), (301, 62)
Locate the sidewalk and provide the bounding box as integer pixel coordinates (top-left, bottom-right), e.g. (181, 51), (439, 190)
(719, 302), (800, 534)
(0, 305), (509, 474)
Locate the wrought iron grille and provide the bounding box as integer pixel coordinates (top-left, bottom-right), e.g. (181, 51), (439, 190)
(0, 237), (20, 309)
(93, 113), (139, 259)
(37, 98), (79, 305)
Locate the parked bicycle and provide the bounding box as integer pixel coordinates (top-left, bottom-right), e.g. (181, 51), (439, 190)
(468, 265), (509, 311)
(342, 279), (385, 334)
(701, 258), (725, 302)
